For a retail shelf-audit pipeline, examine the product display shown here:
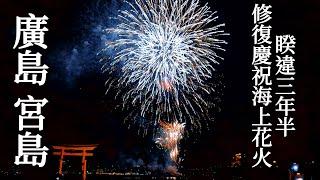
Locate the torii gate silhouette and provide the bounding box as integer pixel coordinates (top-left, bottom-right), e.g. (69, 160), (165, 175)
(52, 144), (98, 180)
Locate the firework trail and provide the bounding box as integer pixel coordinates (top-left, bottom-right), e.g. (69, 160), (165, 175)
(156, 121), (185, 163)
(103, 0), (227, 133)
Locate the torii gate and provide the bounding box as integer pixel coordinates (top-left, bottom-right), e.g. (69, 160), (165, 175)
(52, 144), (98, 180)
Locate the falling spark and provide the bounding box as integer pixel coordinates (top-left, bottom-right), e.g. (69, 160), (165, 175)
(103, 0), (227, 132)
(155, 121), (185, 163)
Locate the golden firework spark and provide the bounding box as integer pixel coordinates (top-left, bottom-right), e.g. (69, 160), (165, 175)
(156, 121), (185, 163)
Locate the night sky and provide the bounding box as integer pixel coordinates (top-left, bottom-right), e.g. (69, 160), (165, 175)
(1, 0), (320, 179)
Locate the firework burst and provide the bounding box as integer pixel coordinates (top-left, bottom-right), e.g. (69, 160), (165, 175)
(156, 121), (185, 163)
(103, 0), (227, 133)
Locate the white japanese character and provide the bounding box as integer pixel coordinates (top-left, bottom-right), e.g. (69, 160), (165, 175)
(276, 55), (295, 76)
(14, 132), (48, 167)
(252, 66), (272, 86)
(252, 25), (272, 44)
(14, 50), (49, 86)
(252, 127), (272, 148)
(252, 107), (272, 127)
(252, 4), (272, 24)
(252, 148), (272, 168)
(276, 35), (296, 54)
(276, 117), (295, 137)
(13, 13), (48, 49)
(14, 95), (48, 131)
(252, 86), (272, 106)
(253, 46), (272, 65)
(276, 96), (295, 116)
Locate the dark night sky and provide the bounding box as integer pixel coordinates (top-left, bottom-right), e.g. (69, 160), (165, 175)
(0, 0), (320, 179)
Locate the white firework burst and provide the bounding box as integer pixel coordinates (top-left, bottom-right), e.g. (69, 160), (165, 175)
(103, 0), (227, 132)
